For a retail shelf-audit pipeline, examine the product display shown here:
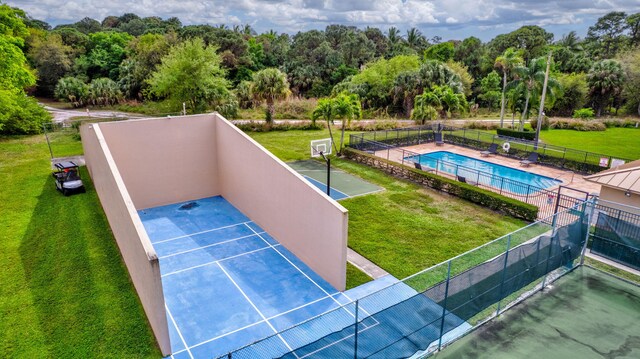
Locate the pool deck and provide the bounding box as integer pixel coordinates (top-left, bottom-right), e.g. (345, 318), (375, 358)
(385, 143), (601, 195)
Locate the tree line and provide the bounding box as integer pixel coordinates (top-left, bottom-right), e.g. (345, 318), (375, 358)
(1, 3), (639, 135)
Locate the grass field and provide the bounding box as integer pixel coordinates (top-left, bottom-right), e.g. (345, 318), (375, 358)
(249, 129), (526, 279)
(540, 127), (640, 160)
(0, 135), (160, 357)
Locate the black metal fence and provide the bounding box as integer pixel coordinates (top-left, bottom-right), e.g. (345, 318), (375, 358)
(216, 207), (590, 359)
(349, 137), (589, 221)
(348, 124), (635, 174)
(590, 203), (640, 270)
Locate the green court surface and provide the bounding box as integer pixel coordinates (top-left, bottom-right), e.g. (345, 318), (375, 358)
(436, 266), (640, 359)
(288, 160), (383, 198)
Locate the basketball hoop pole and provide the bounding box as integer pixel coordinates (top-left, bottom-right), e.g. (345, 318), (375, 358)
(319, 151), (331, 197)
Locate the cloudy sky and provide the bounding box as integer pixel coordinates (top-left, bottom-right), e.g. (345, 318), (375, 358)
(7, 0), (639, 41)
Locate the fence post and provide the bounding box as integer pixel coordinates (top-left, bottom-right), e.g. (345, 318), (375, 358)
(496, 234), (512, 315)
(418, 127), (421, 144)
(438, 260), (452, 351)
(402, 150), (405, 166)
(525, 185), (531, 203)
(579, 201), (593, 266)
(455, 165), (459, 177)
(354, 300), (359, 359)
(541, 231), (555, 288)
(435, 160), (439, 175)
(500, 178), (504, 195)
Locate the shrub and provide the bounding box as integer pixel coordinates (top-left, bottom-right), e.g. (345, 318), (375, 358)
(234, 121), (323, 132)
(465, 121), (499, 130)
(601, 118), (640, 128)
(573, 108), (595, 119)
(496, 128), (536, 141)
(343, 148), (539, 221)
(529, 117), (550, 130)
(547, 118), (606, 131)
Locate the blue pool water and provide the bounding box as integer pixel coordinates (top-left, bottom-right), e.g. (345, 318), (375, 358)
(407, 151), (561, 194)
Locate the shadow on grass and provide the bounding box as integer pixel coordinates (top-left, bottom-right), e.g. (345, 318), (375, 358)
(19, 169), (160, 358)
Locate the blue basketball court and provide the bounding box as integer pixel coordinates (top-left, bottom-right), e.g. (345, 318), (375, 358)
(138, 196), (353, 359)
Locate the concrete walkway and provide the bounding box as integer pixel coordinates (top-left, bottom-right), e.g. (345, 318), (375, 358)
(585, 250), (640, 276)
(347, 248), (389, 279)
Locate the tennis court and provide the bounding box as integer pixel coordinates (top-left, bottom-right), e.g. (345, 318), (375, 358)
(289, 160), (383, 201)
(138, 196), (351, 359)
(437, 266), (640, 359)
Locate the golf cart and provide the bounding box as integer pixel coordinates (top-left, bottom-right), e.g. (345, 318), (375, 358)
(52, 161), (85, 196)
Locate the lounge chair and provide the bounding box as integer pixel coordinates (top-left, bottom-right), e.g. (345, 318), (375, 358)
(520, 152), (539, 167)
(457, 175), (478, 186)
(434, 132), (444, 146)
(480, 143), (498, 157)
(414, 162), (434, 173)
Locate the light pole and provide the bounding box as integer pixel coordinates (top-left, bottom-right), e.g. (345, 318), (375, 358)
(534, 51), (552, 150)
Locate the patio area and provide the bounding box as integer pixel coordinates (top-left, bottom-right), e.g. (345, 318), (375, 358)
(387, 143), (601, 195)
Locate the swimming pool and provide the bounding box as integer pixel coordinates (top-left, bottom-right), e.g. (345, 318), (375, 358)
(406, 151), (561, 194)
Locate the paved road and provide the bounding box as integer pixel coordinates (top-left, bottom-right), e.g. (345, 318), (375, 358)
(43, 104), (505, 126)
(43, 105), (147, 123)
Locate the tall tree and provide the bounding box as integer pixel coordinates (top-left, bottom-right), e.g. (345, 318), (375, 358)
(508, 57), (560, 130)
(251, 68), (291, 124)
(148, 38), (231, 112)
(586, 11), (629, 58)
(392, 70), (421, 117)
(495, 48), (523, 127)
(586, 59), (625, 116)
(333, 92), (362, 155)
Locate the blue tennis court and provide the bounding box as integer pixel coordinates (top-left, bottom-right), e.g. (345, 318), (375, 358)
(138, 196), (352, 359)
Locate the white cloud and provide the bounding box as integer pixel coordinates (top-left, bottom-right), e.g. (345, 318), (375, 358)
(5, 0), (639, 40)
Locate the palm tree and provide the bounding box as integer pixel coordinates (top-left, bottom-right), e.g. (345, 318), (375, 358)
(558, 31), (583, 52)
(587, 59), (625, 117)
(312, 98), (339, 154)
(393, 70), (421, 117)
(387, 27), (402, 45)
(508, 58), (560, 130)
(333, 92), (362, 155)
(412, 91), (440, 124)
(251, 68), (291, 124)
(406, 27), (424, 50)
(414, 85), (466, 120)
(495, 48), (523, 128)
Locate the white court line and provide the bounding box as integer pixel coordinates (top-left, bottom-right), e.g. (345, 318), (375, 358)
(161, 245), (278, 277)
(166, 304), (194, 359)
(217, 262), (299, 359)
(245, 223), (356, 320)
(298, 320), (380, 359)
(340, 292), (380, 327)
(153, 221), (252, 245)
(172, 292), (345, 355)
(158, 232), (265, 259)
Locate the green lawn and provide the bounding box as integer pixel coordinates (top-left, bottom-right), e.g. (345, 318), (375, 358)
(539, 127), (640, 160)
(346, 263), (373, 289)
(249, 129), (526, 279)
(0, 135), (160, 357)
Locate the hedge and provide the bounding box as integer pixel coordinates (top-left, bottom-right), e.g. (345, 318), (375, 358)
(496, 128), (536, 141)
(344, 148), (539, 222)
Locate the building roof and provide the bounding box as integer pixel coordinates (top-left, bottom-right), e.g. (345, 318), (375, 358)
(584, 159), (640, 195)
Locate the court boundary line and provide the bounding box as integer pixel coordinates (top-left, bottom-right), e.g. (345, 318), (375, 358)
(160, 245), (279, 277)
(303, 176), (349, 199)
(158, 232), (266, 259)
(297, 319), (380, 359)
(171, 292), (348, 356)
(217, 262), (299, 359)
(152, 221), (252, 245)
(340, 291), (380, 327)
(166, 304), (194, 359)
(245, 223), (356, 320)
